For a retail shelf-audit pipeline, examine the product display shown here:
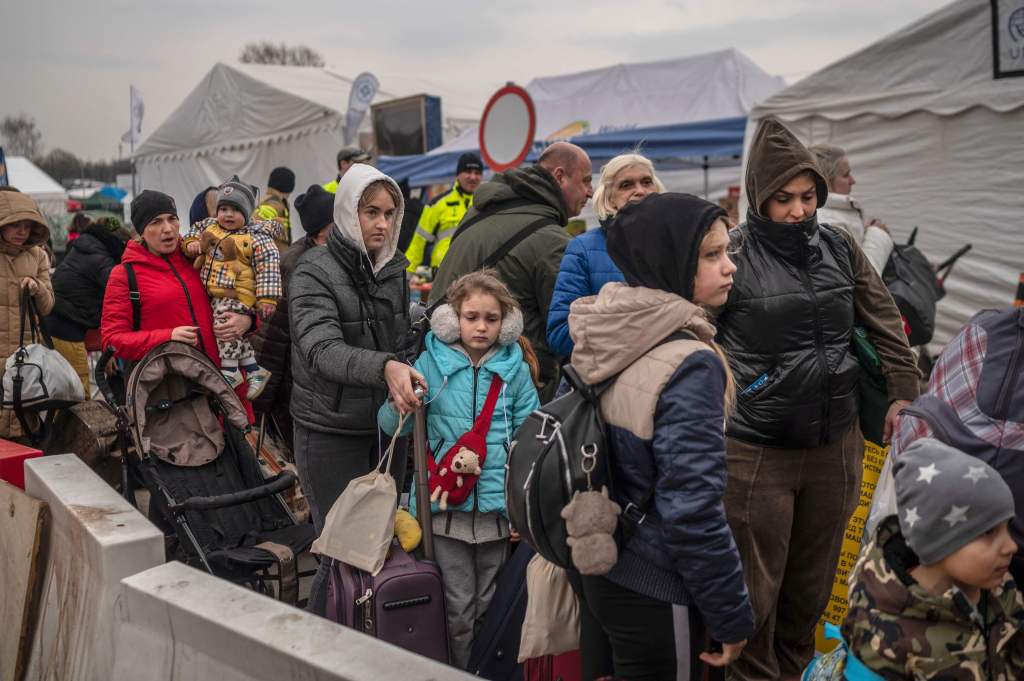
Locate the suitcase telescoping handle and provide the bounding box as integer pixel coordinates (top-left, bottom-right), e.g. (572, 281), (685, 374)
(412, 386), (435, 560)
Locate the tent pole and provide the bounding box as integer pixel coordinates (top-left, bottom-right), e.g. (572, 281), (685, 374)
(129, 88), (136, 196)
(703, 156), (709, 199)
(130, 138), (136, 196)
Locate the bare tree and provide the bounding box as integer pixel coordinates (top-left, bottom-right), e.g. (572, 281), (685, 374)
(239, 42), (325, 67)
(1, 114), (43, 158)
(35, 148), (132, 185)
(286, 45), (325, 67)
(37, 149), (81, 184)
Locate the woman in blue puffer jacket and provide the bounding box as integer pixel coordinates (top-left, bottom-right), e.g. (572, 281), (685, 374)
(546, 153), (665, 359)
(378, 270), (540, 668)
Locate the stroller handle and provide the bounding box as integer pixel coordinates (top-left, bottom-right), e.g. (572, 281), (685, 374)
(95, 347), (119, 406)
(935, 244), (973, 289)
(167, 470), (297, 513)
(935, 244), (973, 276)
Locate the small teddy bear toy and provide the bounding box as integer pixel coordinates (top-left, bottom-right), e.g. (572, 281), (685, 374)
(449, 447), (482, 482)
(193, 228), (239, 271)
(428, 446), (483, 511)
(560, 486), (622, 575)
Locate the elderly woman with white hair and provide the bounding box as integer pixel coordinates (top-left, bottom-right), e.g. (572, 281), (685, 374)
(546, 153), (665, 358)
(809, 144), (894, 275)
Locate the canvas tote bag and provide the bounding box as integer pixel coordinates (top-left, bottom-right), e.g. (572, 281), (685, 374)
(311, 414), (406, 575)
(518, 553), (581, 661)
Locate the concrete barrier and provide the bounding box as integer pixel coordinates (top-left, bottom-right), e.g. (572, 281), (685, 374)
(23, 454), (164, 681)
(113, 561), (474, 681)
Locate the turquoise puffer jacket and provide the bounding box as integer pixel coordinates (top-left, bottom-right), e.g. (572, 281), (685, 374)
(378, 331), (540, 516)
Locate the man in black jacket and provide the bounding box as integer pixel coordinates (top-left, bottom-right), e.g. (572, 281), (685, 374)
(432, 142), (593, 402)
(251, 185), (335, 453)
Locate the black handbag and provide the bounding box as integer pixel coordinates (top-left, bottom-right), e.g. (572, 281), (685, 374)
(851, 325), (888, 445)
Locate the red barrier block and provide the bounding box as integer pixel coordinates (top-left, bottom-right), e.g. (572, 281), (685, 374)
(0, 439), (43, 490)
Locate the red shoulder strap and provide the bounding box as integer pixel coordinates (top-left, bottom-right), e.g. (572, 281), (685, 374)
(471, 375), (504, 438)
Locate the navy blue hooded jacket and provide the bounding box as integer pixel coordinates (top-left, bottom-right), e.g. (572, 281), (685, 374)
(189, 186), (218, 226)
(568, 282), (754, 645)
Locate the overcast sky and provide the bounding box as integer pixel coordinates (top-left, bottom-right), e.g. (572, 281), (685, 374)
(1, 0), (950, 160)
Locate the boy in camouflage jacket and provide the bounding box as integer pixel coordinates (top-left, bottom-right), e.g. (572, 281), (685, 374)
(842, 439), (1024, 681)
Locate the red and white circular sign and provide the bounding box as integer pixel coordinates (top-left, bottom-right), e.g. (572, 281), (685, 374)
(478, 84), (536, 172)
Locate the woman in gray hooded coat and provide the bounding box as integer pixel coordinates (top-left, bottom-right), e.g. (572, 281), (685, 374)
(289, 164), (425, 614)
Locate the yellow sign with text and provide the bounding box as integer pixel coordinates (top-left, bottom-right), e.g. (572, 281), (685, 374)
(814, 440), (888, 653)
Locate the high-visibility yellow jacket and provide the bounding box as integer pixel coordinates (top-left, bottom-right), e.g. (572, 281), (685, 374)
(404, 183), (473, 273)
(323, 177), (340, 194)
(254, 189), (291, 252)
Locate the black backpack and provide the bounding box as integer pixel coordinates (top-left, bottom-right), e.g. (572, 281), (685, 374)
(506, 332), (691, 569)
(882, 229), (943, 346)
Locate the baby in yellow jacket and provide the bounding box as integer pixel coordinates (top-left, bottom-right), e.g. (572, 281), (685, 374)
(184, 177), (281, 399)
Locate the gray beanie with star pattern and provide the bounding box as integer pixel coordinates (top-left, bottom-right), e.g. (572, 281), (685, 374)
(894, 438), (1015, 565)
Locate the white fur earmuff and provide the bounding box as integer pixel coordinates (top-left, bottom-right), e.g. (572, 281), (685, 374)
(498, 307), (524, 346)
(430, 304), (524, 347)
(429, 304), (461, 343)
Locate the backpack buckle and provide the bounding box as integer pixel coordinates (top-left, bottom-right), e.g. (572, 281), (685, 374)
(128, 292), (141, 302)
(622, 502), (647, 526)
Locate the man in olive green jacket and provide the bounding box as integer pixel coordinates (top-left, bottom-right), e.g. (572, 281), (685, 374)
(432, 142), (593, 402)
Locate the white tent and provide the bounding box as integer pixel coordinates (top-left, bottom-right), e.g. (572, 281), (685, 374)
(400, 49), (784, 223)
(135, 62), (458, 234)
(435, 48), (784, 154)
(742, 0), (1024, 346)
(5, 156), (68, 228)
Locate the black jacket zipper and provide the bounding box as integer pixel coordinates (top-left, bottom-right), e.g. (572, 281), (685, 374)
(797, 258), (831, 446)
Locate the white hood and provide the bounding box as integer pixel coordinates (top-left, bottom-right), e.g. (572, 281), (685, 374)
(333, 163), (405, 274)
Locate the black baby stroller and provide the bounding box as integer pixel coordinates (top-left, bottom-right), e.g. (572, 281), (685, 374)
(95, 340), (314, 604)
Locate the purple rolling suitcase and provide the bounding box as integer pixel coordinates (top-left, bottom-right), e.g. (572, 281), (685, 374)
(325, 543), (449, 663)
(324, 393), (450, 663)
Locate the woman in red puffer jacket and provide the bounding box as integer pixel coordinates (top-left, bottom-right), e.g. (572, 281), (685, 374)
(101, 190), (254, 420)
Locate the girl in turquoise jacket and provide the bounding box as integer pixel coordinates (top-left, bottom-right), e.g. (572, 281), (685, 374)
(378, 270), (540, 667)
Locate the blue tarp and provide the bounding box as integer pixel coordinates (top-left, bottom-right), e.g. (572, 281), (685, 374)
(96, 185), (129, 201)
(378, 116), (746, 187)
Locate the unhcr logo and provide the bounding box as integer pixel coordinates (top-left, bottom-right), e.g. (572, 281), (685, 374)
(1011, 6), (1024, 41)
(994, 0), (1024, 77)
